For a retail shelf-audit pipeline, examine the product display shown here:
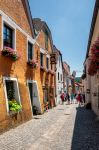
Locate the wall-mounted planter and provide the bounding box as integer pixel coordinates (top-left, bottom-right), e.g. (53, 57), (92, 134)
(27, 59), (38, 69)
(0, 46), (20, 61)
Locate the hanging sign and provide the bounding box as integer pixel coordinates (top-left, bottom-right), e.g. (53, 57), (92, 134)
(50, 53), (57, 64)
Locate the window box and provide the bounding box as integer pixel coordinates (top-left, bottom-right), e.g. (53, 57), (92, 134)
(27, 59), (38, 69)
(40, 66), (47, 72)
(1, 46), (20, 61)
(48, 70), (55, 75)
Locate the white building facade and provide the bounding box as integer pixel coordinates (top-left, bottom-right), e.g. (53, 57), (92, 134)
(83, 1), (99, 117)
(53, 46), (63, 105)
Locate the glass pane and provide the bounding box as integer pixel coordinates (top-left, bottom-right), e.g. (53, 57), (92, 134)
(3, 25), (13, 48)
(28, 42), (33, 60)
(40, 53), (43, 67)
(3, 26), (7, 34)
(28, 83), (33, 102)
(5, 81), (15, 100)
(3, 33), (7, 40)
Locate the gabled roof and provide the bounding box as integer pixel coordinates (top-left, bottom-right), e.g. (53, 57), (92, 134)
(53, 45), (62, 56)
(33, 18), (53, 49)
(85, 0), (99, 60)
(53, 45), (63, 68)
(63, 62), (70, 75)
(24, 0), (35, 37)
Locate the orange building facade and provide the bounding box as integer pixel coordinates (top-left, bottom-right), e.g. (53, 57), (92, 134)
(33, 18), (56, 110)
(0, 0), (44, 132)
(0, 0), (56, 132)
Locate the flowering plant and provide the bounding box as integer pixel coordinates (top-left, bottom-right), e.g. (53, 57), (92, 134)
(48, 69), (55, 74)
(88, 61), (97, 76)
(1, 46), (20, 61)
(88, 37), (99, 76)
(27, 59), (38, 68)
(91, 37), (99, 57)
(40, 66), (47, 71)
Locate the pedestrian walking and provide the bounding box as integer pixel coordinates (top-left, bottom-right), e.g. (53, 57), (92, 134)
(82, 93), (85, 104)
(66, 92), (70, 104)
(76, 93), (82, 107)
(60, 92), (65, 104)
(71, 93), (74, 104)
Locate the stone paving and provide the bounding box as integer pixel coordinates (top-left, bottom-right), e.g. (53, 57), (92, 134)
(0, 104), (99, 150)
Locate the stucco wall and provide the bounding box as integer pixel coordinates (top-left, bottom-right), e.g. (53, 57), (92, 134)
(0, 0), (33, 36)
(86, 10), (99, 116)
(56, 55), (63, 105)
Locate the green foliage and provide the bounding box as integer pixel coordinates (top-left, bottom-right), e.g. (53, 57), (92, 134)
(8, 100), (22, 112)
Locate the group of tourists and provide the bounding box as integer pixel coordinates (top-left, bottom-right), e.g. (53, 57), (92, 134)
(60, 92), (85, 106)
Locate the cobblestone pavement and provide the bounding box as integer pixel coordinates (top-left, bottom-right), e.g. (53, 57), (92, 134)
(0, 104), (99, 150)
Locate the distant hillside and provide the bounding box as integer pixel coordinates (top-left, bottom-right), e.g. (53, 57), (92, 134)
(75, 77), (82, 83)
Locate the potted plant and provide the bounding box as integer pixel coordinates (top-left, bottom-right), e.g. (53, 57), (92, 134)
(1, 46), (20, 61)
(27, 59), (38, 68)
(40, 66), (47, 72)
(8, 100), (22, 116)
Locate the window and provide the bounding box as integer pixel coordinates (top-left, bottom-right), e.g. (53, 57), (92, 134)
(59, 56), (61, 67)
(46, 57), (49, 70)
(3, 24), (13, 48)
(43, 89), (48, 104)
(28, 82), (33, 102)
(4, 78), (21, 112)
(28, 42), (33, 60)
(45, 30), (48, 50)
(6, 81), (15, 100)
(61, 74), (62, 81)
(40, 53), (43, 67)
(58, 72), (59, 80)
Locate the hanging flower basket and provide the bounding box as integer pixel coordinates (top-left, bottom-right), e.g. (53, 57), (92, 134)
(88, 61), (98, 76)
(91, 38), (99, 57)
(27, 59), (38, 69)
(40, 66), (47, 72)
(88, 37), (99, 76)
(1, 46), (20, 61)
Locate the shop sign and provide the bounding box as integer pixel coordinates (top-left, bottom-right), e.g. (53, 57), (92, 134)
(50, 53), (57, 64)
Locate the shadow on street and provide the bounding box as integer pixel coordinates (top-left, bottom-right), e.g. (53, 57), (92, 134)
(71, 106), (99, 150)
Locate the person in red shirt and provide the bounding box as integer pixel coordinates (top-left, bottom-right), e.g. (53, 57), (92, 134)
(60, 93), (65, 104)
(76, 93), (82, 106)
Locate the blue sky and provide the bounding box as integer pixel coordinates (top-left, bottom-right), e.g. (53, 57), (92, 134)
(29, 0), (95, 77)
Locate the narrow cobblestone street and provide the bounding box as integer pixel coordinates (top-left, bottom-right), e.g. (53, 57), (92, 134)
(0, 104), (99, 150)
